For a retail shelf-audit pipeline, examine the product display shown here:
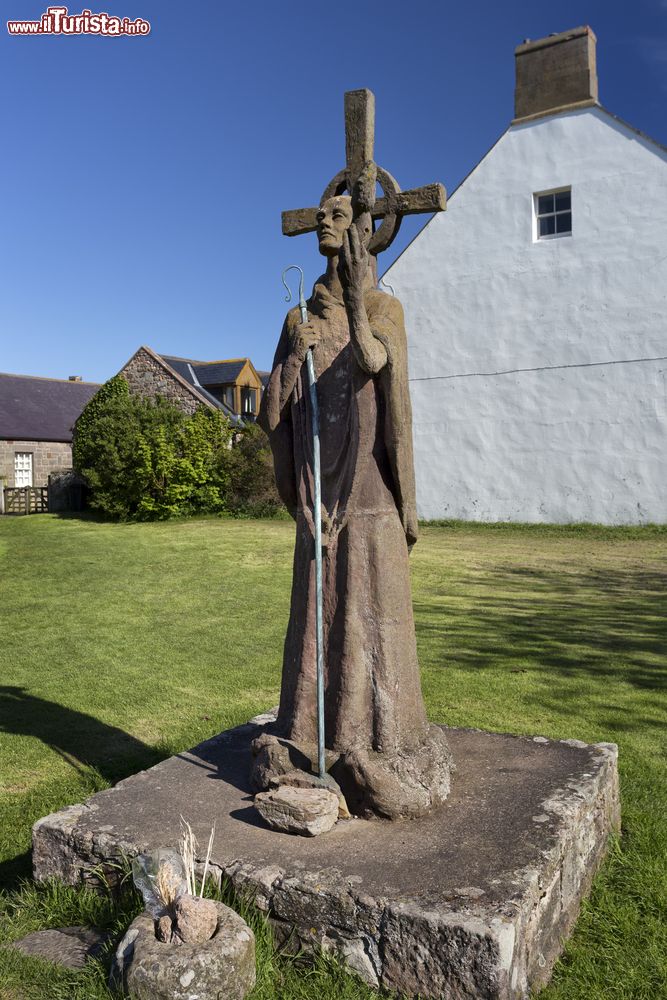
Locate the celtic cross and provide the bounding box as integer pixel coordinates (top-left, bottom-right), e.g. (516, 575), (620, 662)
(281, 88), (446, 257)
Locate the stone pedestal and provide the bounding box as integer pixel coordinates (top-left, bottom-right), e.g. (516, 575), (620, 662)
(33, 713), (620, 1000)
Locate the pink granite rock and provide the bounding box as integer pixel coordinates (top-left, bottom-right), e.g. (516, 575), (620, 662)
(173, 895), (218, 944)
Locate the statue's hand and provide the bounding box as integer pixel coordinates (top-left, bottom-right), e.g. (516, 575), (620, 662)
(291, 321), (320, 362)
(339, 225), (369, 300)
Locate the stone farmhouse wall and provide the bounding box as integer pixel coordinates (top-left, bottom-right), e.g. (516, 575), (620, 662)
(121, 347), (202, 416)
(0, 439), (72, 488)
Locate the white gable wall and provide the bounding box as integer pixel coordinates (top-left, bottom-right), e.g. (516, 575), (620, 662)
(387, 107), (667, 523)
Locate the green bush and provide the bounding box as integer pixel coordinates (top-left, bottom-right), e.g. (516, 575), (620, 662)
(73, 379), (233, 521)
(72, 378), (284, 521)
(227, 422), (284, 516)
(72, 373), (129, 465)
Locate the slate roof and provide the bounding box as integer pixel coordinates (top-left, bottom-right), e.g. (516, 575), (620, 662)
(159, 355), (240, 423)
(195, 360), (246, 385)
(257, 371), (270, 388)
(0, 373), (101, 442)
(161, 356), (250, 388)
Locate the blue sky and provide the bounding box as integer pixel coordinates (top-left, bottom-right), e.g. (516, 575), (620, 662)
(2, 0), (667, 382)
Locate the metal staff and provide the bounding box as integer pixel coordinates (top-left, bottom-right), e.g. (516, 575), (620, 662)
(282, 265), (325, 779)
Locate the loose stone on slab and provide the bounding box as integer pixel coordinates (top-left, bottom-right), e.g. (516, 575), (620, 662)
(110, 902), (255, 1000)
(274, 770), (352, 820)
(249, 731), (312, 791)
(254, 786), (339, 836)
(250, 733), (351, 818)
(8, 926), (107, 969)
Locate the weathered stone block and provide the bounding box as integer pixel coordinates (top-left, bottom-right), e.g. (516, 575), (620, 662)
(254, 786), (339, 836)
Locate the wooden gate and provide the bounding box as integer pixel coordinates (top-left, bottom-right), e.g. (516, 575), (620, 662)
(3, 487), (49, 515)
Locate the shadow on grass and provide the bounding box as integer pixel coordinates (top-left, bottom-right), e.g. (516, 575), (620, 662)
(415, 565), (667, 728)
(0, 686), (165, 891)
(0, 686), (164, 785)
(0, 850), (32, 889)
(50, 510), (109, 523)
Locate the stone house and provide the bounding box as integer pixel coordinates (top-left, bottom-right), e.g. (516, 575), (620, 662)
(119, 346), (267, 423)
(385, 26), (667, 524)
(0, 372), (100, 491)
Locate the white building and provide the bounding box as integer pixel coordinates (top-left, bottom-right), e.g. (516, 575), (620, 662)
(387, 27), (667, 524)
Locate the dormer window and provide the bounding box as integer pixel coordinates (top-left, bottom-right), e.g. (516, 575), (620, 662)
(241, 387), (257, 415)
(535, 187), (572, 239)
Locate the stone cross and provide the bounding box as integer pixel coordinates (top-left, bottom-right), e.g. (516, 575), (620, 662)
(281, 88), (446, 256)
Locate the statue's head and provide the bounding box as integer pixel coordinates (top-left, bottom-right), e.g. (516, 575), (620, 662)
(316, 196), (353, 257)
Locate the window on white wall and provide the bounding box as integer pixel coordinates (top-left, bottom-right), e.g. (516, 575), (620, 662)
(14, 452), (33, 487)
(534, 188), (572, 239)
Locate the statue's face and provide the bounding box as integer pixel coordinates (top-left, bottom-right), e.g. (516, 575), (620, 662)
(316, 196), (353, 257)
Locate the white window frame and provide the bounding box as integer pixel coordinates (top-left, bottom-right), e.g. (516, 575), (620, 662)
(533, 186), (572, 242)
(241, 387), (256, 414)
(14, 452), (33, 487)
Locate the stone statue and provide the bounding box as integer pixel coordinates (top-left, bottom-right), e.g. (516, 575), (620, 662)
(258, 90), (453, 819)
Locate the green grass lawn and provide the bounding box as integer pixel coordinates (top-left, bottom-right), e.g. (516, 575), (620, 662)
(0, 514), (666, 999)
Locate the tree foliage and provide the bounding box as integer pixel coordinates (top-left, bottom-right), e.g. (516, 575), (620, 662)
(227, 422), (283, 517)
(72, 373), (129, 471)
(73, 379), (233, 520)
(73, 377), (283, 521)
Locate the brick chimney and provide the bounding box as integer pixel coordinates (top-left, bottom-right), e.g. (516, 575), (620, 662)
(68, 375), (82, 381)
(514, 26), (598, 122)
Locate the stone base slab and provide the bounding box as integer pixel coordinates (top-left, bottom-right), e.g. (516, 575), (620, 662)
(32, 715), (620, 999)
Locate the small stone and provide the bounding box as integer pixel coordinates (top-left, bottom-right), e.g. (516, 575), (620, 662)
(9, 926), (107, 969)
(274, 770), (352, 819)
(248, 707), (279, 726)
(249, 731), (351, 818)
(254, 786), (339, 836)
(249, 733), (311, 793)
(173, 895), (218, 944)
(155, 914), (173, 942)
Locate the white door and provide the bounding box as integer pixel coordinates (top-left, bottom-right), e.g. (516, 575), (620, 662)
(14, 452), (33, 487)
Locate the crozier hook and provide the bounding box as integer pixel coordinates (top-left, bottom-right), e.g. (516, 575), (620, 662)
(282, 265), (305, 306)
(281, 264), (308, 324)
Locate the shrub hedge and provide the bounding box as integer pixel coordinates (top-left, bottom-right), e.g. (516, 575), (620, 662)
(73, 376), (282, 521)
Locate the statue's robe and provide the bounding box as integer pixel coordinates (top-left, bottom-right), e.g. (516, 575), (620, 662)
(259, 281), (430, 755)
